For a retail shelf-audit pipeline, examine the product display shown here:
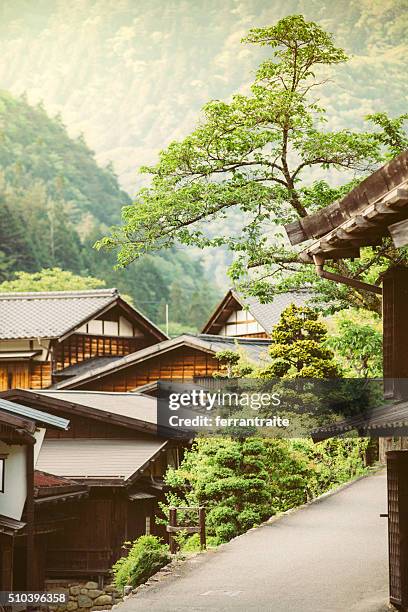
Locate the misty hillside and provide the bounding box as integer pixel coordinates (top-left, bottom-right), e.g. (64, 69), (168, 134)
(0, 89), (220, 329)
(0, 0), (406, 195)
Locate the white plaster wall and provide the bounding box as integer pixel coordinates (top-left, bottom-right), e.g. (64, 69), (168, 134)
(0, 339), (50, 360)
(119, 316), (133, 337)
(0, 428), (45, 520)
(78, 316), (134, 337)
(219, 308), (264, 336)
(104, 320), (119, 336)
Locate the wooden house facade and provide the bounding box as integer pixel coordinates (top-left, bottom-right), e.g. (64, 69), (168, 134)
(283, 150), (408, 610)
(1, 389), (182, 588)
(0, 289), (167, 391)
(202, 288), (315, 338)
(51, 334), (272, 392)
(0, 396), (70, 591)
(284, 149), (408, 389)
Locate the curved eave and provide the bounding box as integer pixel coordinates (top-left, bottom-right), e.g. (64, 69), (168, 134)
(298, 185), (408, 263)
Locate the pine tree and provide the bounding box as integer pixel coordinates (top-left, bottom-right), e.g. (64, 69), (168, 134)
(259, 304), (341, 379)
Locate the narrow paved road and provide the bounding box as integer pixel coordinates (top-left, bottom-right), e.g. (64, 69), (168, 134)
(121, 471), (389, 612)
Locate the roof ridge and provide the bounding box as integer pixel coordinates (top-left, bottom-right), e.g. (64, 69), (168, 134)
(197, 333), (271, 344)
(0, 288), (118, 300)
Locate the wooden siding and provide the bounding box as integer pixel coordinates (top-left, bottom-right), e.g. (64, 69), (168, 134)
(383, 267), (408, 397)
(0, 534), (13, 589)
(77, 347), (220, 391)
(31, 363), (52, 389)
(45, 493), (159, 577)
(0, 362), (51, 391)
(53, 334), (148, 372)
(0, 363), (29, 390)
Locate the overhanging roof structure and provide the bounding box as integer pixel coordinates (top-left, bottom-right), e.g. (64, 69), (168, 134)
(51, 334), (272, 390)
(0, 397), (69, 431)
(0, 514), (26, 534)
(1, 389), (158, 434)
(284, 150), (408, 263)
(34, 470), (88, 504)
(0, 288), (167, 341)
(202, 288), (315, 335)
(36, 390), (157, 425)
(35, 439), (168, 483)
(312, 400), (408, 441)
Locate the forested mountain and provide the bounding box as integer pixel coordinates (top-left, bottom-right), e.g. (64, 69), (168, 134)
(0, 90), (219, 330)
(0, 0), (406, 193)
(0, 1), (406, 312)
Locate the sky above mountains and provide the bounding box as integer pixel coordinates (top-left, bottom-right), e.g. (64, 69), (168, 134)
(0, 0), (406, 195)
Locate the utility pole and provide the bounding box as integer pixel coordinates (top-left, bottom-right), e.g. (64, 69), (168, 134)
(165, 303), (169, 337)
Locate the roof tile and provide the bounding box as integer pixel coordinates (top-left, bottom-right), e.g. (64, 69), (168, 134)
(0, 289), (118, 339)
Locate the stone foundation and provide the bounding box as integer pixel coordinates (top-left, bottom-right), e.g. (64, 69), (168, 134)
(45, 580), (123, 611)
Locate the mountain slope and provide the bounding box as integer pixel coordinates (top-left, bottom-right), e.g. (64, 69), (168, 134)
(0, 89), (220, 328)
(0, 0), (406, 194)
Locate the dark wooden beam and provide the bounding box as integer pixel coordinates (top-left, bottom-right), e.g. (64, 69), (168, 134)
(383, 267), (408, 398)
(285, 150), (408, 245)
(0, 534), (13, 589)
(26, 440), (35, 590)
(389, 218), (408, 248)
(299, 248), (360, 264)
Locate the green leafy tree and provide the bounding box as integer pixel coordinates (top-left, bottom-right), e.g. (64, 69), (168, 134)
(214, 348), (255, 378)
(0, 193), (39, 273)
(160, 436), (369, 546)
(0, 90), (220, 328)
(98, 15), (407, 313)
(259, 304), (341, 379)
(161, 437), (273, 544)
(112, 535), (170, 589)
(326, 309), (382, 378)
(0, 268), (106, 293)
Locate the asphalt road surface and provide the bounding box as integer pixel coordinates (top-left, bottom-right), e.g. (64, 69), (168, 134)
(120, 470), (389, 612)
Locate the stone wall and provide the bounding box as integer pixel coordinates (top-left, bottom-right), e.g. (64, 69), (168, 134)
(45, 580), (123, 611)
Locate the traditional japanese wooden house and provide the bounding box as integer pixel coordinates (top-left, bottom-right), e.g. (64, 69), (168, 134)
(0, 289), (167, 391)
(284, 149), (408, 388)
(284, 149), (408, 611)
(202, 288), (314, 338)
(1, 388), (183, 587)
(49, 334), (272, 392)
(0, 396), (70, 591)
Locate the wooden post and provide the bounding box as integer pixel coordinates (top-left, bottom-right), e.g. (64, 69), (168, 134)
(386, 451), (408, 610)
(0, 534), (13, 589)
(199, 507), (206, 550)
(169, 507), (177, 554)
(26, 441), (35, 590)
(383, 266), (408, 399)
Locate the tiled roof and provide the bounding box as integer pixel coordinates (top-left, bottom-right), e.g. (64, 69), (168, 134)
(34, 470), (79, 489)
(34, 470), (88, 502)
(202, 288), (316, 335)
(0, 288), (119, 340)
(53, 334), (272, 390)
(196, 334), (271, 363)
(55, 356), (123, 378)
(36, 439), (168, 481)
(241, 290), (316, 334)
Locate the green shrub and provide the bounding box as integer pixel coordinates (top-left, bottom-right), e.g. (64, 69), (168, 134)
(159, 436), (370, 546)
(112, 535), (170, 589)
